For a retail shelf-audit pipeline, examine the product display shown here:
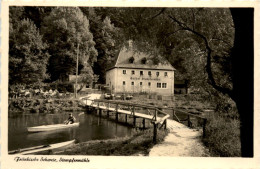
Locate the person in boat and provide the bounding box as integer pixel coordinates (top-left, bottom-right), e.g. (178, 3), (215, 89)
(64, 113), (76, 124)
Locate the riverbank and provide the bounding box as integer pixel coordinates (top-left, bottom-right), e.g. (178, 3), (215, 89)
(34, 119), (210, 157)
(9, 93), (239, 157)
(35, 129), (169, 156)
(8, 98), (85, 114)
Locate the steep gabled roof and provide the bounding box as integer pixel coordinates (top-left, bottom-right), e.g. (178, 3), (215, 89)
(107, 47), (175, 71)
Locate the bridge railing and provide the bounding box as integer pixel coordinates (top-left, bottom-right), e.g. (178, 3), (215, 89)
(82, 98), (207, 139)
(85, 99), (169, 120)
(82, 98), (171, 143)
(161, 107), (207, 137)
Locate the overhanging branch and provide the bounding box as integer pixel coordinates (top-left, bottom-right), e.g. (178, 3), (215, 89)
(168, 14), (233, 97)
(149, 8), (166, 20)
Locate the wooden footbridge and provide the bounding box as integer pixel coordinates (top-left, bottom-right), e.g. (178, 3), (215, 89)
(80, 97), (207, 143)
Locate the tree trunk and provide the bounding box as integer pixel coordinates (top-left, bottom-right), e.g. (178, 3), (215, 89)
(230, 8), (254, 157)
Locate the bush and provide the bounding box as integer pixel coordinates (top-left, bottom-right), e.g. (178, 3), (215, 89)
(51, 82), (74, 93)
(203, 114), (241, 157)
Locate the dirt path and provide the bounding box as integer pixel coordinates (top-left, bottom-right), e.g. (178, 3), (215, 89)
(149, 119), (210, 157)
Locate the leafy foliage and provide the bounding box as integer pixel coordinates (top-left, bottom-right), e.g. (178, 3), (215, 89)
(8, 7), (235, 99)
(9, 18), (49, 85)
(80, 8), (120, 83)
(204, 114), (241, 157)
(41, 7), (98, 82)
(23, 7), (53, 28)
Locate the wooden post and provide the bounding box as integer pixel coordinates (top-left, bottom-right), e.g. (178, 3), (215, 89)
(107, 103), (110, 110)
(164, 119), (167, 130)
(125, 114), (128, 123)
(153, 123), (157, 143)
(116, 104), (118, 122)
(132, 106), (136, 127)
(172, 109), (175, 120)
(188, 115), (191, 127)
(99, 109), (102, 117)
(142, 118), (145, 129)
(154, 109), (157, 121)
(203, 118), (207, 138)
(75, 43), (79, 99)
(107, 103), (110, 118)
(97, 102), (100, 115)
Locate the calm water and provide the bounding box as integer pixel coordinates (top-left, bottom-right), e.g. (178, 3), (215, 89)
(8, 112), (133, 151)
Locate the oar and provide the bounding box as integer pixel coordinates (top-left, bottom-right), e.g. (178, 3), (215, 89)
(78, 112), (84, 116)
(9, 144), (51, 154)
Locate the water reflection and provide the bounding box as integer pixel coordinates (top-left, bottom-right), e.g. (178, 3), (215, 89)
(8, 112), (132, 151)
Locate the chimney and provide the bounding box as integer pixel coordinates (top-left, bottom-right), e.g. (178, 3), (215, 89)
(128, 40), (133, 49)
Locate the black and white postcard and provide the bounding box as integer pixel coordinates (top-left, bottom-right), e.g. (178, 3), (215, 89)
(1, 1), (259, 169)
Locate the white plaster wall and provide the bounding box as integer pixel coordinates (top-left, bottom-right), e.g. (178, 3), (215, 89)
(106, 69), (117, 92)
(110, 68), (174, 95)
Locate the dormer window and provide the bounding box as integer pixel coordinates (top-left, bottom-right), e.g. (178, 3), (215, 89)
(129, 56), (135, 63)
(141, 57), (147, 64)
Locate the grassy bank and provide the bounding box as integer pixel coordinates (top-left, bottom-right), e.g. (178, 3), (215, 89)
(203, 114), (241, 157)
(8, 98), (85, 114)
(38, 129), (169, 156)
(130, 94), (241, 157)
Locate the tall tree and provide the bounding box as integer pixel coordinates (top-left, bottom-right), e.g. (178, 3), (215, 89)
(41, 7), (98, 82)
(80, 7), (120, 83)
(23, 7), (53, 28)
(9, 18), (49, 85)
(229, 8), (254, 157)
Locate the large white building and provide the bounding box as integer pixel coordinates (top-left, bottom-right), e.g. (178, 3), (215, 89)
(106, 46), (175, 95)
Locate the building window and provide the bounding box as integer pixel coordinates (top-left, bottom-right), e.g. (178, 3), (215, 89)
(148, 71), (152, 76)
(132, 70), (135, 75)
(131, 82), (134, 85)
(123, 70), (126, 74)
(157, 83), (161, 88)
(140, 71), (143, 76)
(162, 83), (167, 88)
(140, 82), (142, 86)
(123, 81), (125, 85)
(148, 82), (151, 87)
(156, 72), (159, 77)
(164, 72), (168, 77)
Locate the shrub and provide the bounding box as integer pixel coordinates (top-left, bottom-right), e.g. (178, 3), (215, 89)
(203, 114), (241, 157)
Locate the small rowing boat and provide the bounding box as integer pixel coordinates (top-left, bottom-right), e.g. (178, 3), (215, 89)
(9, 140), (75, 155)
(27, 122), (79, 132)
